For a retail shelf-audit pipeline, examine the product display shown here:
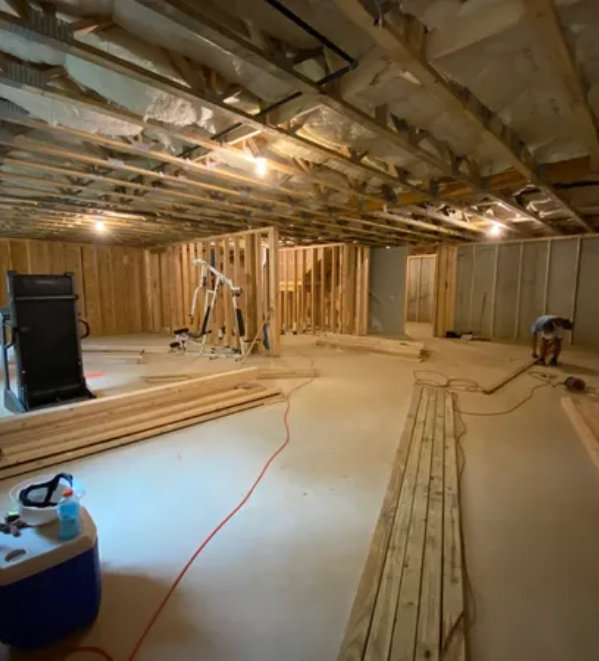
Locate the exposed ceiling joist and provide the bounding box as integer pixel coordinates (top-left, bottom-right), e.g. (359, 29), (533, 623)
(524, 0), (599, 171)
(0, 10), (417, 193)
(334, 0), (591, 234)
(133, 0), (480, 189)
(126, 0), (567, 236)
(0, 152), (446, 244)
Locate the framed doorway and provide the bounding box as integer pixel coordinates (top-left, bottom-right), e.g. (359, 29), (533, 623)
(405, 254), (436, 339)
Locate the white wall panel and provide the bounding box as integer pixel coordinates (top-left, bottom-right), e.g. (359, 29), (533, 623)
(448, 235), (599, 347)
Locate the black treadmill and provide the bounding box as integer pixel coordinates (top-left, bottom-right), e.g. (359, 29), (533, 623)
(1, 271), (94, 413)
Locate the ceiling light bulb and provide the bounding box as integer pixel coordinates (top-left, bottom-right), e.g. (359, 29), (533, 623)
(95, 220), (106, 233)
(254, 157), (267, 177)
(488, 223), (502, 237)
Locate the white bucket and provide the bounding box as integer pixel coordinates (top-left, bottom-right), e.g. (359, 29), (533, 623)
(9, 475), (85, 527)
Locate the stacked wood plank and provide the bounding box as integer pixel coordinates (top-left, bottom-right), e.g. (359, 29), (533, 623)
(337, 386), (465, 661)
(316, 333), (426, 361)
(0, 368), (281, 480)
(279, 243), (370, 336)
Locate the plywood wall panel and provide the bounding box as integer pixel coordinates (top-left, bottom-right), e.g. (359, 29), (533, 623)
(81, 245), (103, 336)
(9, 241), (29, 274)
(0, 239), (151, 336)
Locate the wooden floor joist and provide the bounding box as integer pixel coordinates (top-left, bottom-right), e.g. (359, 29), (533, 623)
(0, 368), (282, 479)
(337, 386), (466, 661)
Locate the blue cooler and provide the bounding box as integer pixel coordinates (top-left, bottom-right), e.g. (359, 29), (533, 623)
(0, 507), (101, 649)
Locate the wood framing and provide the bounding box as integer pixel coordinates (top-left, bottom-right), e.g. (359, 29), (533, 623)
(279, 243), (370, 336)
(145, 227), (280, 355)
(334, 0), (590, 233)
(524, 0), (599, 170)
(433, 246), (457, 337)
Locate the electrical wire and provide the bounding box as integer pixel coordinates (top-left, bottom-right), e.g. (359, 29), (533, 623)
(67, 360), (316, 661)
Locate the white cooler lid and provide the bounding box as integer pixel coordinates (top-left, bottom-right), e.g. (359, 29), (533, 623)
(0, 507), (97, 586)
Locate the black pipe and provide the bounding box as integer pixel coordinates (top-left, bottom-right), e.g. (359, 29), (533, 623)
(264, 0), (356, 66)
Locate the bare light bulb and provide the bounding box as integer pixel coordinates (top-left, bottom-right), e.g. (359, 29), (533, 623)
(488, 223), (502, 237)
(95, 220), (106, 233)
(255, 157), (267, 177)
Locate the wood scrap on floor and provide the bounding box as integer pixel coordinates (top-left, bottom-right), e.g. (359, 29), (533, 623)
(481, 358), (537, 395)
(140, 366), (319, 384)
(0, 368), (281, 480)
(81, 344), (168, 354)
(562, 397), (599, 472)
(337, 386), (465, 661)
(316, 333), (427, 361)
(83, 352), (146, 364)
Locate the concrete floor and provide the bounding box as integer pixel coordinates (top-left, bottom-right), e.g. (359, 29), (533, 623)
(2, 335), (599, 660)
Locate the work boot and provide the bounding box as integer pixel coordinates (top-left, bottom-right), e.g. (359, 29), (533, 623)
(535, 357), (546, 366)
(549, 357), (558, 367)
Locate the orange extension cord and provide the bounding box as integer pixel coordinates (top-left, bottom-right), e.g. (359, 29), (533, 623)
(67, 368), (315, 661)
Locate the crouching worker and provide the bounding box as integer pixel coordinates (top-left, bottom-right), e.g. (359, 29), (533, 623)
(531, 315), (573, 366)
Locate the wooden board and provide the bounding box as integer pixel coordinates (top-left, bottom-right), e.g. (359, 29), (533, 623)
(481, 358), (536, 395)
(317, 334), (425, 360)
(337, 387), (466, 661)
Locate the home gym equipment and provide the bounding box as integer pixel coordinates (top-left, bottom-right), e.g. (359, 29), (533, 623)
(170, 258), (247, 359)
(0, 506), (101, 649)
(1, 271), (94, 413)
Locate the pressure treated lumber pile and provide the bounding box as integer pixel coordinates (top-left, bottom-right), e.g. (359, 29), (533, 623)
(316, 333), (426, 361)
(0, 368), (280, 480)
(337, 386), (465, 661)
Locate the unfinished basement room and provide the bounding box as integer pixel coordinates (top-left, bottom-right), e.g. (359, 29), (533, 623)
(2, 0), (599, 660)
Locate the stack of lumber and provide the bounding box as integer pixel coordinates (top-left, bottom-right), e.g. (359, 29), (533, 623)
(562, 396), (599, 472)
(0, 368), (280, 480)
(337, 386), (465, 661)
(316, 333), (426, 361)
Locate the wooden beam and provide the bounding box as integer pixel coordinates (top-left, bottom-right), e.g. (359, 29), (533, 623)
(524, 0), (599, 170)
(70, 16), (114, 36)
(334, 0), (590, 233)
(0, 9), (416, 192)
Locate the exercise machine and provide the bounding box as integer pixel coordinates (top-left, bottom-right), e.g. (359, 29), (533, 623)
(170, 258), (247, 359)
(1, 271), (94, 413)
